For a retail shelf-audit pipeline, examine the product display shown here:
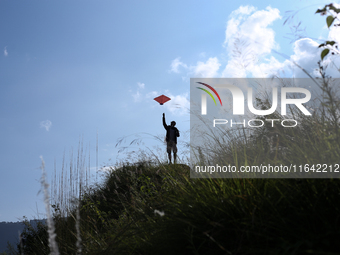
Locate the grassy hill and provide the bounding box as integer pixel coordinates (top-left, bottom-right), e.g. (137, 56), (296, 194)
(2, 162), (339, 254)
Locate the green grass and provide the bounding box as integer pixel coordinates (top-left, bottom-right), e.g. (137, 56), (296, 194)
(11, 162), (340, 254)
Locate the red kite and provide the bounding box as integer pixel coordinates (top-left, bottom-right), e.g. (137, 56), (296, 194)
(154, 95), (171, 105)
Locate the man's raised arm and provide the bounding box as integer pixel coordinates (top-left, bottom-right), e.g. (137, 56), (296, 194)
(162, 113), (167, 130)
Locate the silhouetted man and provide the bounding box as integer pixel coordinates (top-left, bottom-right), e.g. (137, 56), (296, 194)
(163, 113), (180, 164)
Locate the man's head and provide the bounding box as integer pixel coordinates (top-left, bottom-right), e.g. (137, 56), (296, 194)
(171, 121), (176, 127)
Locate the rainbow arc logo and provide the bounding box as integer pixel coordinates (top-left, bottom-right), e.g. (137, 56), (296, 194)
(196, 82), (222, 106)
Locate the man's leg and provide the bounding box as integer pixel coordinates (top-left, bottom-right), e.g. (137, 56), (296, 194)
(173, 143), (178, 164)
(167, 142), (172, 164)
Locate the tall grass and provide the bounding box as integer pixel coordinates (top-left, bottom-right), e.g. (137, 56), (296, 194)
(9, 136), (95, 255)
(15, 106), (340, 254)
(32, 162), (339, 254)
(40, 157), (59, 255)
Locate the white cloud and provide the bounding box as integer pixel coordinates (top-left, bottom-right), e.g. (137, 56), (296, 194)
(192, 57), (221, 77)
(164, 92), (190, 116)
(232, 5), (257, 16)
(170, 57), (188, 73)
(248, 56), (286, 77)
(279, 37), (340, 78)
(146, 91), (158, 99)
(40, 120), (52, 131)
(328, 25), (340, 50)
(291, 38), (320, 62)
(222, 5), (281, 77)
(287, 38), (321, 77)
(224, 6), (281, 54)
(132, 91), (142, 102)
(169, 5), (281, 79)
(137, 82), (145, 89)
(4, 47), (8, 57)
(221, 56), (248, 78)
(169, 5), (340, 80)
(131, 82), (146, 102)
(169, 57), (221, 78)
(221, 5), (337, 78)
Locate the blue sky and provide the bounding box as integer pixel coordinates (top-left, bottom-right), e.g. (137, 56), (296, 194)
(0, 0), (339, 222)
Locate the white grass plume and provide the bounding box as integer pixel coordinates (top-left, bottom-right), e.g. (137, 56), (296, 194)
(40, 156), (60, 255)
(75, 200), (82, 254)
(154, 209), (165, 217)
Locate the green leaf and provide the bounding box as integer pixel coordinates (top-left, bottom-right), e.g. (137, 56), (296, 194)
(329, 5), (340, 14)
(321, 49), (330, 60)
(327, 15), (335, 27)
(326, 41), (336, 46)
(319, 41), (336, 48)
(315, 7), (326, 14)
